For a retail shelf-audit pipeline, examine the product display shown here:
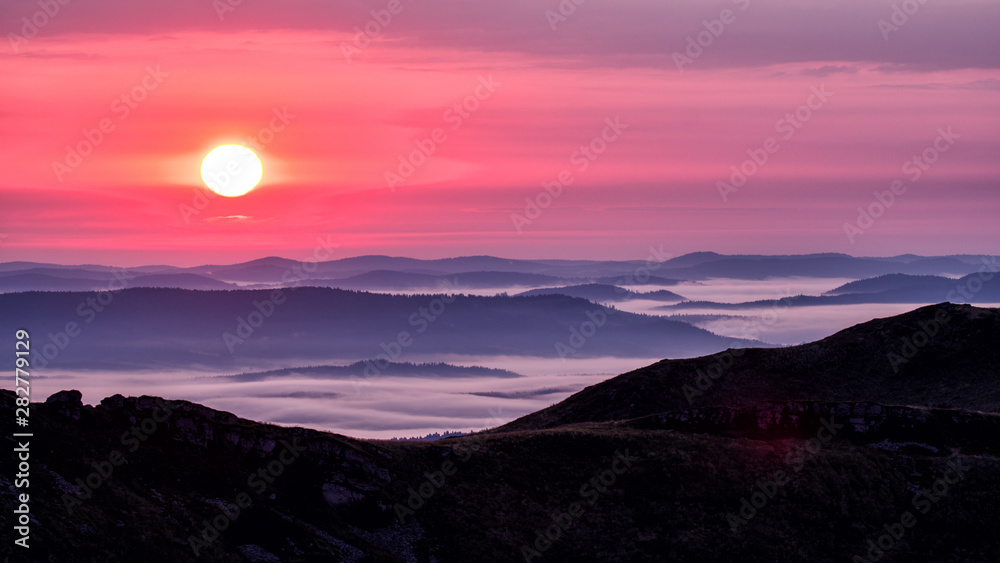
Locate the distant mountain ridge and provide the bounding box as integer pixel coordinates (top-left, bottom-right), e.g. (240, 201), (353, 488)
(0, 287), (760, 370)
(0, 271), (236, 292)
(658, 272), (1000, 310)
(1, 253), (996, 292)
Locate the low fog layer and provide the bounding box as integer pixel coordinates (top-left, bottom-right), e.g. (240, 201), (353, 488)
(33, 355), (658, 439)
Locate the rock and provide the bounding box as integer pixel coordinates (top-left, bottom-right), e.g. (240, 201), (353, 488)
(46, 389), (84, 420)
(101, 394), (126, 409)
(46, 389), (82, 404)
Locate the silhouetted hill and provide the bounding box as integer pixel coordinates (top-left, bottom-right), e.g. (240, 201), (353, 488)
(187, 257), (305, 282)
(589, 275), (682, 286)
(0, 272), (236, 292)
(659, 273), (1000, 309)
(658, 255), (987, 280)
(131, 273), (237, 290)
(3, 254), (997, 287)
(516, 283), (684, 303)
(0, 261), (123, 273)
(218, 361), (523, 382)
(0, 288), (757, 369)
(826, 273), (955, 295)
(0, 267), (125, 280)
(318, 270), (566, 291)
(3, 368), (999, 561)
(824, 273), (1000, 302)
(499, 303), (1000, 432)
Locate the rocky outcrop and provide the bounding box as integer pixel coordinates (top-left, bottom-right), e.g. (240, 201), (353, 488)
(45, 389), (83, 420)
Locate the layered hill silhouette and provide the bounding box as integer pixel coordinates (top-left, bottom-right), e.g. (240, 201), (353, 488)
(515, 283), (685, 303)
(659, 271), (1000, 311)
(2, 303), (998, 562)
(218, 361), (523, 382)
(0, 287), (757, 369)
(0, 270), (236, 292)
(824, 272), (1000, 301)
(1, 253), (996, 292)
(653, 253), (990, 279)
(305, 270), (567, 291)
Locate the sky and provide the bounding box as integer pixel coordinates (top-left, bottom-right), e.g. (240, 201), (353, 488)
(1, 0), (998, 266)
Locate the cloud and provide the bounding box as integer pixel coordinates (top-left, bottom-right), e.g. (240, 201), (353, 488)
(871, 78), (1000, 90)
(3, 0), (999, 70)
(800, 65), (859, 77)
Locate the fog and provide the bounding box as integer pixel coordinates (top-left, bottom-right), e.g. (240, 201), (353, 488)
(612, 277), (998, 344)
(25, 278), (994, 439)
(31, 355), (662, 440)
(667, 277), (856, 303)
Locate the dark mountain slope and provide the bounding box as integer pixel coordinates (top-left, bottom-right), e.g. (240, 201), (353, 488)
(2, 389), (998, 563)
(498, 303), (1000, 432)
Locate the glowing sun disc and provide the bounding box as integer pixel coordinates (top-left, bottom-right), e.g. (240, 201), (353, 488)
(201, 144), (262, 197)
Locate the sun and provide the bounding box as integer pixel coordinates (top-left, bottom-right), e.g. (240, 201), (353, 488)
(200, 145), (263, 197)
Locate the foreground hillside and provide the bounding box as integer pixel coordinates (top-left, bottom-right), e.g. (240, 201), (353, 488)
(2, 304), (999, 562)
(3, 391), (998, 562)
(500, 303), (1000, 432)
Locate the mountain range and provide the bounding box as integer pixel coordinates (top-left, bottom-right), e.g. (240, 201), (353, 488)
(2, 303), (998, 562)
(1, 253), (996, 293)
(0, 287), (759, 370)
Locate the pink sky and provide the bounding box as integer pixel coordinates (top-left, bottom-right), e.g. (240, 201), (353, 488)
(1, 0), (998, 265)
